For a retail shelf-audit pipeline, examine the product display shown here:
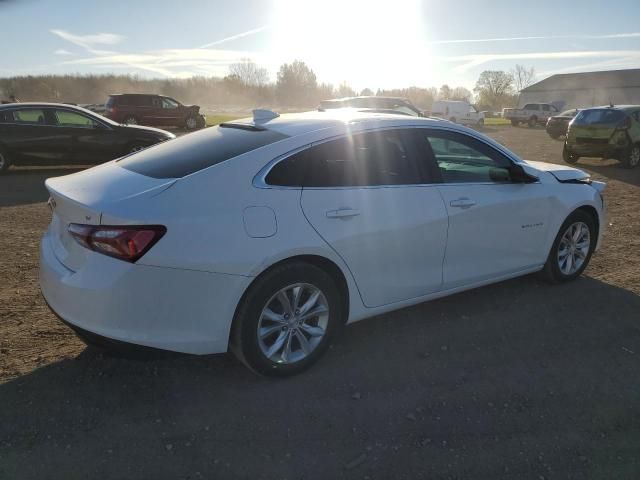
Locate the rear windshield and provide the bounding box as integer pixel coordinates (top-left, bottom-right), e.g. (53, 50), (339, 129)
(573, 109), (626, 125)
(118, 125), (289, 179)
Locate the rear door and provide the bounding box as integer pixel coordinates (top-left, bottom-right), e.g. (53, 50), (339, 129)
(291, 129), (448, 308)
(0, 107), (71, 165)
(417, 129), (552, 289)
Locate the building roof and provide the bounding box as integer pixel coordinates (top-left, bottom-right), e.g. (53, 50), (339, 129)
(522, 69), (640, 92)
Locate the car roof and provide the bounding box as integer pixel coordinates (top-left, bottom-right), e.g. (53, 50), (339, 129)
(0, 102), (99, 113)
(226, 110), (446, 137)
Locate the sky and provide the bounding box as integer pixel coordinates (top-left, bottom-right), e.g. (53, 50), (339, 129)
(1, 0), (639, 91)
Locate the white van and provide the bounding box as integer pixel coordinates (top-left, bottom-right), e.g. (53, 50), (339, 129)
(431, 100), (484, 125)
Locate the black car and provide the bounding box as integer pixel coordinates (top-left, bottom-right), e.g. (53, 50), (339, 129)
(0, 103), (174, 174)
(545, 108), (579, 139)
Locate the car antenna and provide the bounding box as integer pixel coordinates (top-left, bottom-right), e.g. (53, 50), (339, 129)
(253, 109), (279, 123)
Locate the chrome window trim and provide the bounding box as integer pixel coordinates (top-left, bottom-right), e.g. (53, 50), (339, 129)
(252, 124), (531, 190)
(0, 105), (113, 130)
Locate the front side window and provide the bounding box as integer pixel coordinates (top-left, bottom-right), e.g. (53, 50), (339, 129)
(524, 104), (540, 111)
(266, 129), (425, 187)
(422, 131), (512, 184)
(162, 98), (179, 109)
(54, 110), (99, 128)
(542, 105), (550, 111)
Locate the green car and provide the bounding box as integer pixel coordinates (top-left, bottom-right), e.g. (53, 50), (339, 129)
(564, 105), (640, 168)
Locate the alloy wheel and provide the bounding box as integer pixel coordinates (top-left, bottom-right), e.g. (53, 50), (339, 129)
(257, 283), (329, 364)
(557, 221), (591, 275)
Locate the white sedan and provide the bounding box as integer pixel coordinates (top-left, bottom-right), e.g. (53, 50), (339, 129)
(40, 110), (606, 376)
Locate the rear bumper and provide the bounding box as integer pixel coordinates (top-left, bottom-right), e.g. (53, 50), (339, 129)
(40, 229), (250, 355)
(567, 143), (623, 159)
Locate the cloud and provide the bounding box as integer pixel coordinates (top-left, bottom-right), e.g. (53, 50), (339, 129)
(431, 32), (640, 45)
(438, 49), (640, 72)
(62, 48), (267, 78)
(199, 25), (269, 49)
(50, 29), (125, 55)
(53, 49), (73, 56)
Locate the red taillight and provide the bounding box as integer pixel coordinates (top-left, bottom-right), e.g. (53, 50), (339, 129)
(68, 224), (166, 263)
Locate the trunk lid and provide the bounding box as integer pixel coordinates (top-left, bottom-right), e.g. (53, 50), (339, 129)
(45, 162), (175, 271)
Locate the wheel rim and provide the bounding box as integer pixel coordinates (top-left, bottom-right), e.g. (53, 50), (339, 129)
(126, 117), (137, 125)
(186, 117), (197, 129)
(557, 221), (591, 275)
(630, 146), (640, 167)
(257, 283), (329, 364)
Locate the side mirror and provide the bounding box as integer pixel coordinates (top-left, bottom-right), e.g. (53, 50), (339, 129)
(489, 167), (510, 182)
(508, 164), (538, 183)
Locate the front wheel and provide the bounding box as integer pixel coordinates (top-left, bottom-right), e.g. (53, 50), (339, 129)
(563, 144), (580, 164)
(123, 115), (139, 125)
(184, 115), (199, 130)
(621, 144), (640, 169)
(231, 262), (343, 377)
(528, 116), (538, 128)
(539, 210), (596, 283)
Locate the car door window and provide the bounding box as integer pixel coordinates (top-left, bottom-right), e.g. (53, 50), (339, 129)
(11, 109), (47, 125)
(266, 129), (426, 187)
(162, 98), (179, 109)
(542, 105), (550, 111)
(423, 131), (512, 184)
(54, 110), (99, 128)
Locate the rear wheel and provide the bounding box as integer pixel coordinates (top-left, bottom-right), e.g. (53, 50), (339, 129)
(231, 262), (343, 377)
(0, 146), (10, 175)
(621, 143), (640, 169)
(563, 144), (580, 164)
(528, 116), (538, 128)
(123, 115), (139, 125)
(539, 210), (596, 283)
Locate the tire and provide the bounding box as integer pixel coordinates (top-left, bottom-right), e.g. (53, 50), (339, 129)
(528, 116), (537, 128)
(0, 145), (11, 175)
(231, 262), (343, 377)
(477, 118), (484, 126)
(562, 144), (580, 164)
(196, 115), (206, 129)
(184, 115), (199, 130)
(539, 209), (596, 284)
(511, 119), (519, 126)
(620, 143), (640, 169)
(123, 115), (139, 125)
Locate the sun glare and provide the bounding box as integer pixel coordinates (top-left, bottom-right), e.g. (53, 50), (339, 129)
(271, 0), (433, 91)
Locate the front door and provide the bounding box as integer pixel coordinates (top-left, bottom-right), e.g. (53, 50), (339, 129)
(418, 129), (552, 289)
(298, 129), (448, 307)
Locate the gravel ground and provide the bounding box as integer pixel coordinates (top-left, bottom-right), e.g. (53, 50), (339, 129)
(0, 126), (639, 479)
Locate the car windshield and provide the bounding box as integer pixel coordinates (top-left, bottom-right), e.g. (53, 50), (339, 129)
(573, 109), (626, 125)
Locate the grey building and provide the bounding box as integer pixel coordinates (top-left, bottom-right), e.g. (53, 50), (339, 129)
(518, 68), (640, 111)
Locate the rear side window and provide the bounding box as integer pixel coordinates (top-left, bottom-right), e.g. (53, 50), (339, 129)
(6, 109), (47, 124)
(266, 129), (425, 187)
(573, 109), (625, 125)
(118, 125), (288, 179)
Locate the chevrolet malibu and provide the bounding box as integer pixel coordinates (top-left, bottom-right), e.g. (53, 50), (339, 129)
(40, 110), (607, 376)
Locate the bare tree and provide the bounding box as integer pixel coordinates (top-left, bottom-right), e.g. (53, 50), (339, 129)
(511, 64), (536, 92)
(451, 86), (472, 102)
(360, 87), (373, 96)
(276, 60), (317, 107)
(438, 84), (452, 100)
(229, 58), (269, 87)
(335, 81), (356, 98)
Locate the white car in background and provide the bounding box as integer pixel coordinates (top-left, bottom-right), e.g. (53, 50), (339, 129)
(40, 110), (606, 376)
(431, 100), (485, 125)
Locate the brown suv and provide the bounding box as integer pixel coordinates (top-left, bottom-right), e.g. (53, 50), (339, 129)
(104, 94), (206, 130)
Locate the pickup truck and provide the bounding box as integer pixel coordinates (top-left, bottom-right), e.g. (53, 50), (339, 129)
(502, 103), (559, 127)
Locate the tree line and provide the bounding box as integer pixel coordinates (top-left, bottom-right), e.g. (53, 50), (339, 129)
(0, 60), (535, 112)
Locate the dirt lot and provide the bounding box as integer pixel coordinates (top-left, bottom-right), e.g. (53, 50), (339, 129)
(1, 126), (639, 479)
